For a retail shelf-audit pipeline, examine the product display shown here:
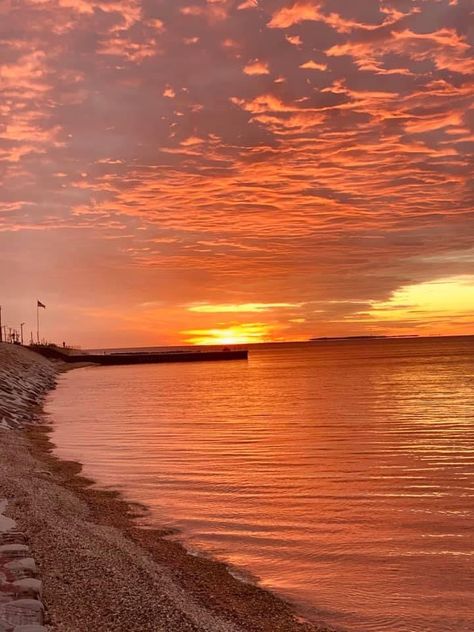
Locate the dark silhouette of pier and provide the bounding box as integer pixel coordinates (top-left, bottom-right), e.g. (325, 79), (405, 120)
(30, 344), (248, 365)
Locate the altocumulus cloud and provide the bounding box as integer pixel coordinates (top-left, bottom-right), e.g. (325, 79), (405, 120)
(0, 0), (473, 345)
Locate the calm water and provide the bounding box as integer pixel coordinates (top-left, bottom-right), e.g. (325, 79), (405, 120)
(46, 338), (474, 632)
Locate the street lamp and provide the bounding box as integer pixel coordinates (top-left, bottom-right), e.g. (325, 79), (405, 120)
(20, 322), (25, 345)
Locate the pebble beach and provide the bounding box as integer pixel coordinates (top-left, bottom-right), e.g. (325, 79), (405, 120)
(0, 343), (331, 632)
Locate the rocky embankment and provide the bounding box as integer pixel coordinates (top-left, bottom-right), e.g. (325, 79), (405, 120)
(0, 344), (57, 431)
(0, 343), (57, 631)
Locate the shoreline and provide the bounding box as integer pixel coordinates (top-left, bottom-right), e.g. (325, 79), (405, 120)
(0, 345), (333, 632)
(26, 423), (329, 632)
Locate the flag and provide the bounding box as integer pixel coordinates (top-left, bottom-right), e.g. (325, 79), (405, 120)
(37, 300), (46, 309)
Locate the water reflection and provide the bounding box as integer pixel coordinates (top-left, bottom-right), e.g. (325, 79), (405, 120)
(47, 337), (474, 631)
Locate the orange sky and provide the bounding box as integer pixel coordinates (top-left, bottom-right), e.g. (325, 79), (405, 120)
(1, 0), (473, 347)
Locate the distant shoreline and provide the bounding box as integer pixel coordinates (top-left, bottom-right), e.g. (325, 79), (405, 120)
(309, 334), (419, 341)
(86, 332), (473, 354)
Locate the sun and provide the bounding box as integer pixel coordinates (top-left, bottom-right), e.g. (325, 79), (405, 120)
(183, 324), (270, 346)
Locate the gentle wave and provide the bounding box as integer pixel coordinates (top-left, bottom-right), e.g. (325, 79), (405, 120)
(47, 337), (474, 632)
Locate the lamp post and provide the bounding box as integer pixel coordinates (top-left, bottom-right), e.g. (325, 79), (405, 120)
(20, 322), (25, 345)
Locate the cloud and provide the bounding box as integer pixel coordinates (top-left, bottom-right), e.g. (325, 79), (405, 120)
(327, 28), (474, 75)
(188, 302), (303, 313)
(183, 322), (273, 345)
(180, 3), (228, 23)
(243, 60), (270, 75)
(349, 276), (474, 334)
(267, 1), (409, 33)
(299, 60), (327, 71)
(268, 2), (322, 28)
(0, 0), (472, 346)
(238, 0), (259, 10)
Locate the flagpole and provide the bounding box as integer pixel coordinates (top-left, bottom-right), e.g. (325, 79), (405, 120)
(36, 301), (40, 344)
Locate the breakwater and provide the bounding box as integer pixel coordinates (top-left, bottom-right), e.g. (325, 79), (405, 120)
(0, 344), (57, 431)
(30, 345), (248, 365)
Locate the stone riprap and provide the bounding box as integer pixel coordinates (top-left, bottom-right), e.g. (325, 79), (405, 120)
(0, 500), (46, 631)
(0, 344), (57, 431)
(0, 344), (53, 631)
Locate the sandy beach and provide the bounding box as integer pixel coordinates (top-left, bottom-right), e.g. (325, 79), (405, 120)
(0, 344), (331, 632)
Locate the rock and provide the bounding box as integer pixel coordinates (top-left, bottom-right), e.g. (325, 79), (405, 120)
(33, 471), (52, 478)
(0, 515), (16, 534)
(0, 544), (29, 558)
(0, 344), (57, 430)
(0, 585), (16, 601)
(12, 579), (42, 599)
(3, 599), (44, 625)
(0, 533), (27, 546)
(4, 559), (37, 576)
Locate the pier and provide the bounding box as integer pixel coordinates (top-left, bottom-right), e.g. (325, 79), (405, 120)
(30, 344), (248, 365)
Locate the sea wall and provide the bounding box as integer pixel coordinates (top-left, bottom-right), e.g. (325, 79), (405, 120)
(0, 344), (58, 431)
(0, 344), (57, 631)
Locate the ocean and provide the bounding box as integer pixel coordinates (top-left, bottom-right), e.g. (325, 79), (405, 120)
(46, 337), (474, 631)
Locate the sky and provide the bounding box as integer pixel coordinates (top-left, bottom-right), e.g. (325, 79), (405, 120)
(0, 0), (473, 347)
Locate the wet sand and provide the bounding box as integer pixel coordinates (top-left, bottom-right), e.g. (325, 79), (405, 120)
(0, 345), (332, 632)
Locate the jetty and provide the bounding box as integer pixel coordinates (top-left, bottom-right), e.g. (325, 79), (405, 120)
(29, 344), (248, 365)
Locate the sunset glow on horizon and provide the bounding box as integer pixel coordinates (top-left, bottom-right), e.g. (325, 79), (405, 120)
(1, 0), (473, 347)
(183, 323), (273, 346)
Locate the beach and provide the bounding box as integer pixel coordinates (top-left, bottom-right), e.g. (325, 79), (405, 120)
(0, 344), (330, 632)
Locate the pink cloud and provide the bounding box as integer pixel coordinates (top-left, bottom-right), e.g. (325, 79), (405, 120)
(268, 2), (323, 28)
(0, 0), (472, 345)
(299, 59), (327, 71)
(243, 60), (270, 75)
